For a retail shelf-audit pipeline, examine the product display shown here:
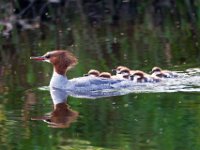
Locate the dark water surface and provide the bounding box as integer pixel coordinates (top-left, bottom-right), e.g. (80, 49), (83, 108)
(1, 1), (200, 149)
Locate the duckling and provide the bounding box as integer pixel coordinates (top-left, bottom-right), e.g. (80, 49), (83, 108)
(99, 72), (112, 78)
(112, 66), (130, 75)
(151, 66), (178, 78)
(84, 69), (100, 77)
(117, 68), (133, 79)
(130, 70), (161, 83)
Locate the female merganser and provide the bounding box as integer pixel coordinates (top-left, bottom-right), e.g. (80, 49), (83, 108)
(84, 69), (100, 77)
(151, 67), (178, 78)
(130, 70), (161, 83)
(30, 50), (125, 104)
(30, 50), (78, 105)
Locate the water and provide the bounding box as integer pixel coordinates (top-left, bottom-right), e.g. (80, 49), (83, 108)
(1, 1), (200, 149)
(2, 47), (200, 150)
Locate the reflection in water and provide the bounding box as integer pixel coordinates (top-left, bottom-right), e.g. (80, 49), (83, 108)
(32, 88), (78, 128)
(32, 103), (78, 128)
(46, 103), (78, 128)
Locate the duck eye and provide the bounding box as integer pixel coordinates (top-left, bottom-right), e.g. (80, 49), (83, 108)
(130, 75), (134, 80)
(45, 54), (51, 59)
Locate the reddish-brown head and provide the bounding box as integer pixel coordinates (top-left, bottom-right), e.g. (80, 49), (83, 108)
(130, 70), (144, 81)
(133, 71), (144, 78)
(112, 66), (130, 75)
(151, 67), (162, 73)
(86, 69), (100, 77)
(119, 68), (130, 74)
(30, 50), (78, 75)
(116, 66), (130, 71)
(99, 72), (111, 78)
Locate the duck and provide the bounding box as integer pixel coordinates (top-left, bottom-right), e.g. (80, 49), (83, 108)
(130, 70), (161, 83)
(30, 50), (78, 105)
(112, 66), (135, 79)
(99, 72), (112, 78)
(118, 67), (138, 79)
(84, 69), (100, 77)
(151, 66), (178, 78)
(112, 66), (130, 75)
(84, 70), (113, 79)
(30, 50), (126, 104)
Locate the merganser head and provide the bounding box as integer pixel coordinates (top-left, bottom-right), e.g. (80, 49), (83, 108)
(112, 66), (130, 74)
(30, 50), (78, 75)
(151, 66), (162, 73)
(99, 72), (111, 78)
(130, 71), (144, 81)
(118, 68), (131, 79)
(84, 69), (100, 77)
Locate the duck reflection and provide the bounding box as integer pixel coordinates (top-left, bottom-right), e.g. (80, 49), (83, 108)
(44, 102), (79, 128)
(32, 88), (78, 128)
(32, 102), (79, 128)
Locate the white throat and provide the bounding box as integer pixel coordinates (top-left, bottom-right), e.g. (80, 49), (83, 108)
(50, 71), (68, 89)
(49, 71), (68, 105)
